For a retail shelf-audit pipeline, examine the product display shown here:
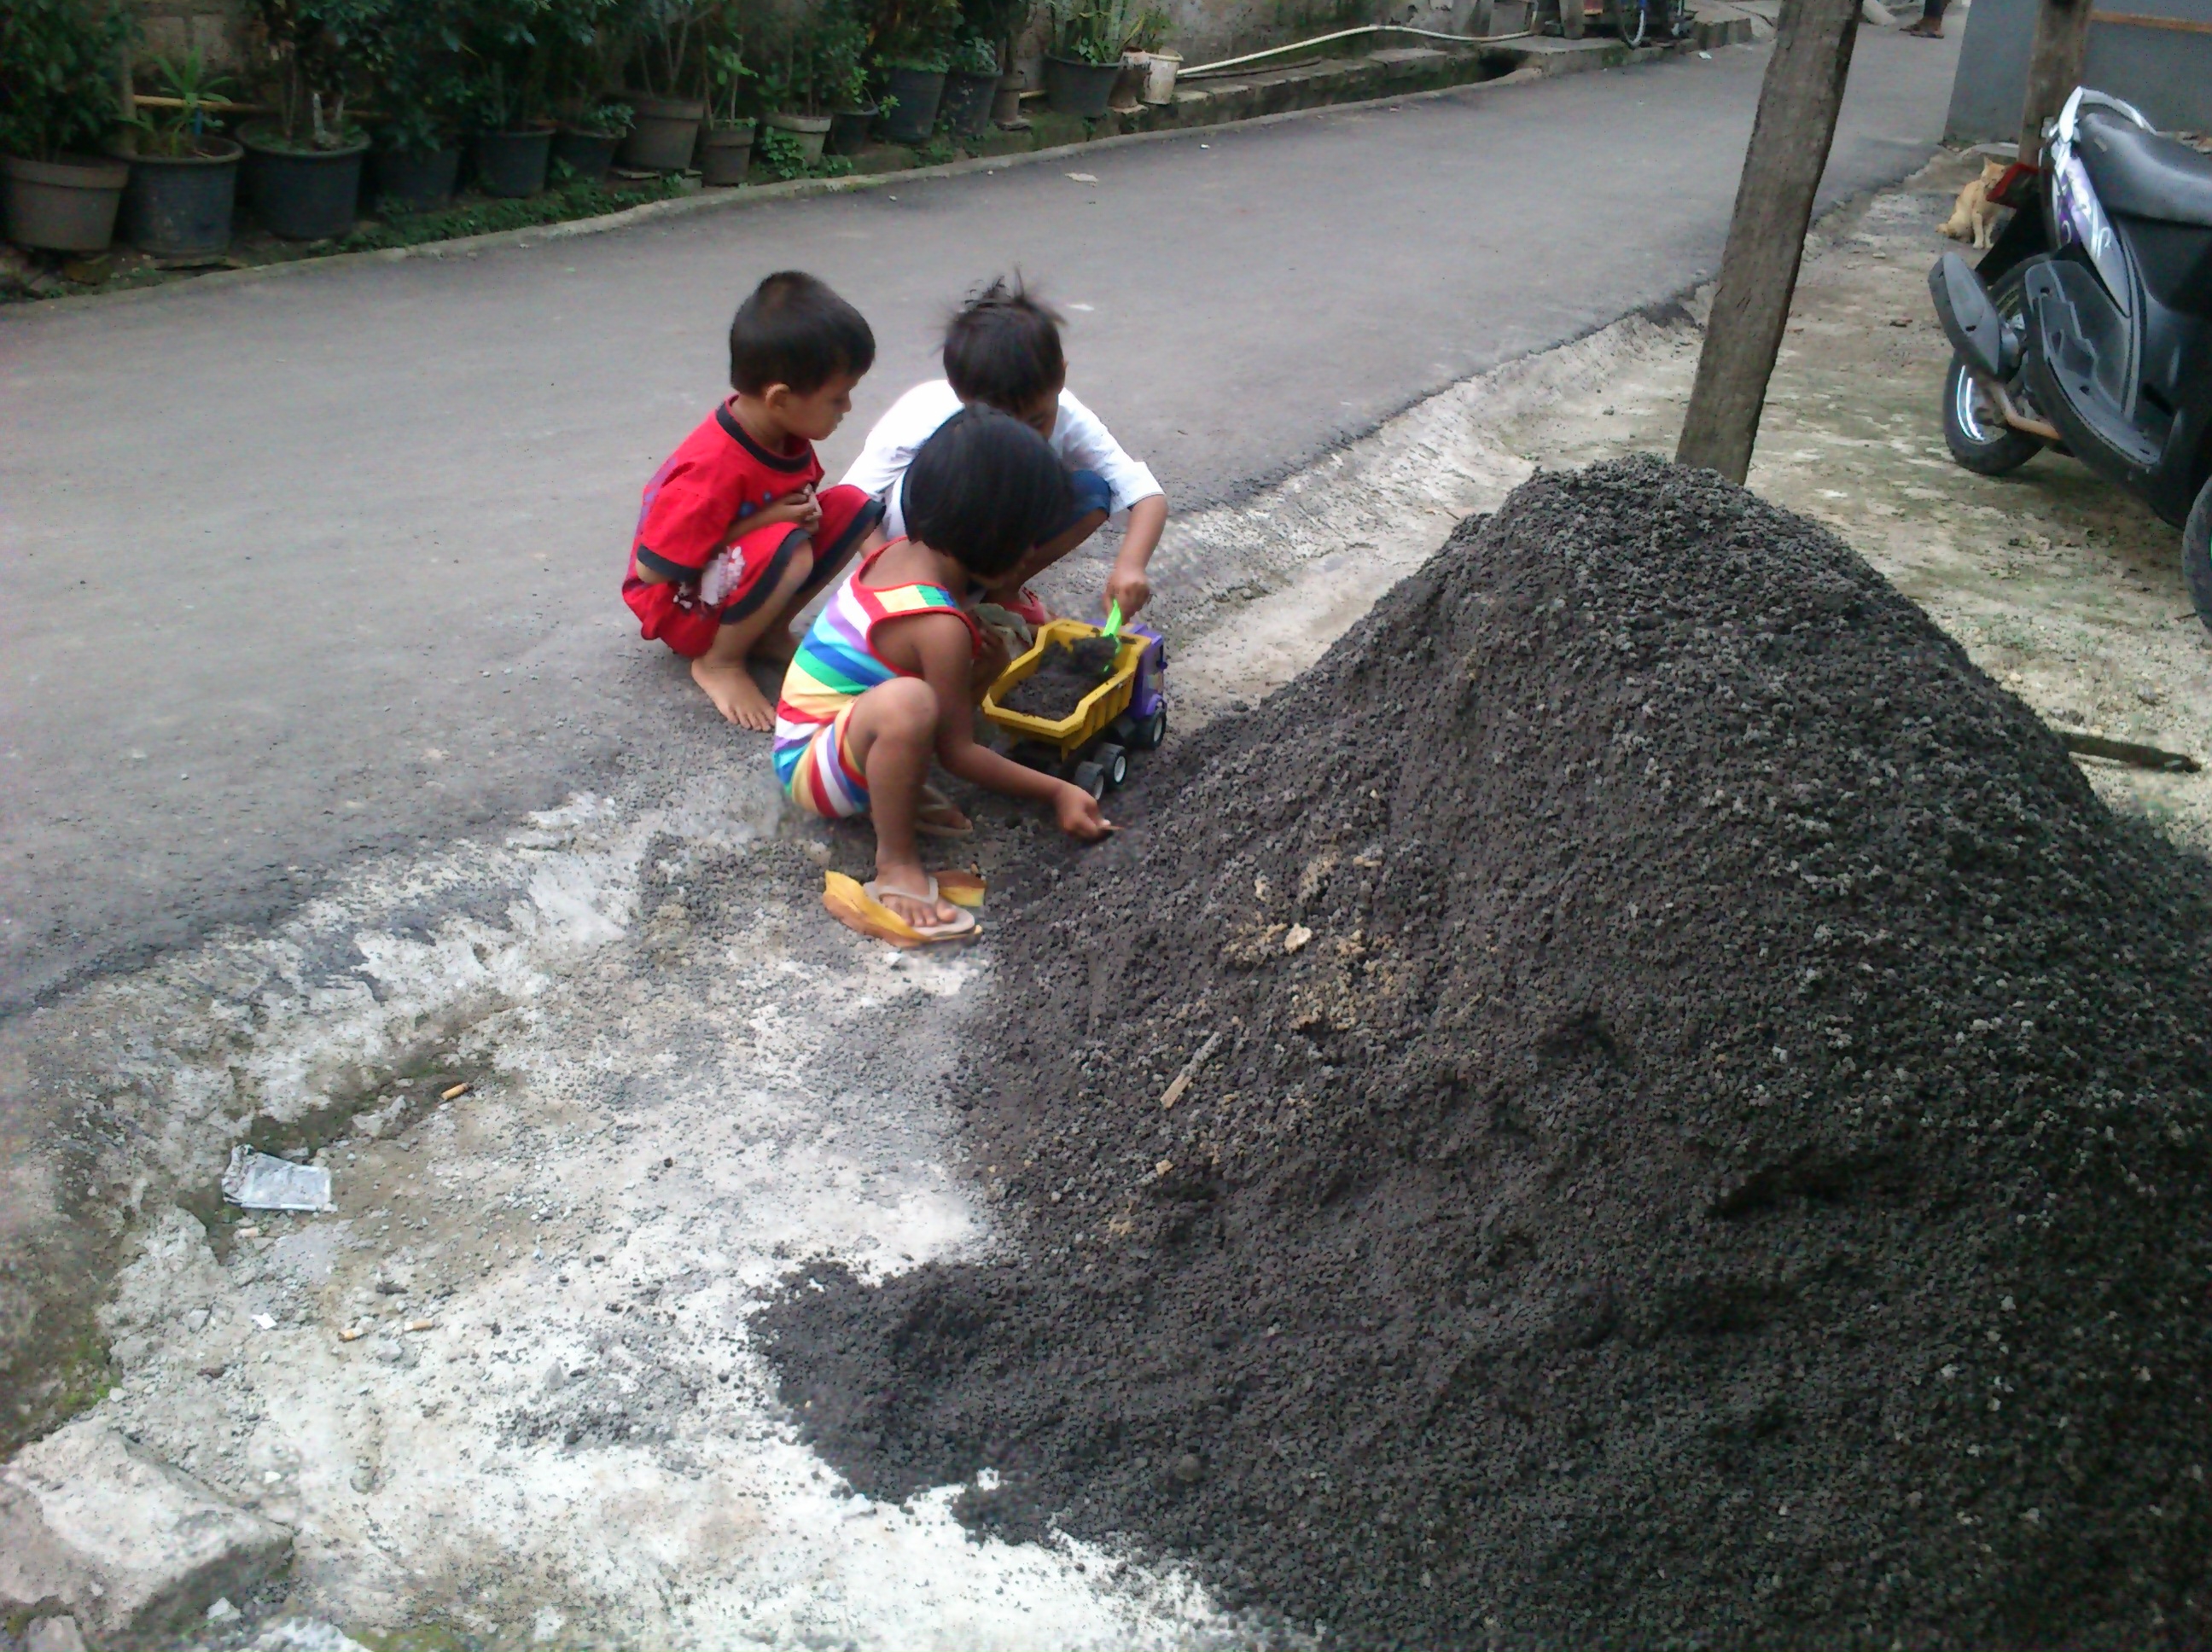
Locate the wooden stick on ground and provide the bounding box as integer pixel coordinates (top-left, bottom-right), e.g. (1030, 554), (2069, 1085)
(2057, 730), (2202, 773)
(1674, 0), (1863, 484)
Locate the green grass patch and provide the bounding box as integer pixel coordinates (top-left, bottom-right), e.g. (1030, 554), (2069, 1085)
(341, 174), (695, 253)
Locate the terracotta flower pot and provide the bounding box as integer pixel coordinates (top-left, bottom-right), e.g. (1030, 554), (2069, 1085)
(3, 152), (131, 253)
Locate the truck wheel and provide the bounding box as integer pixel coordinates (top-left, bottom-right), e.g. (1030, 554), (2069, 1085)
(1071, 760), (1107, 800)
(1093, 743), (1129, 788)
(2184, 474), (2212, 633)
(1138, 706), (1167, 750)
(1942, 357), (2040, 475)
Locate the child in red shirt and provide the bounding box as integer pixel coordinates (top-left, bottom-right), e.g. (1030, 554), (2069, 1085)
(625, 271), (886, 730)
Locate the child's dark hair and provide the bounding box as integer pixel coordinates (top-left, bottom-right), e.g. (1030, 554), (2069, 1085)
(728, 270), (876, 395)
(903, 408), (1071, 579)
(942, 276), (1065, 412)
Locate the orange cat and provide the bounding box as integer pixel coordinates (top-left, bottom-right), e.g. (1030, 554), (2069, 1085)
(1942, 159), (2007, 251)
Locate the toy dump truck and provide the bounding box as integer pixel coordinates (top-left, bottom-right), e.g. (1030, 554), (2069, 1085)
(980, 618), (1167, 798)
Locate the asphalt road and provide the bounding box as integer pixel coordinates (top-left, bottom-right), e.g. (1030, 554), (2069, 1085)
(0, 26), (1962, 1011)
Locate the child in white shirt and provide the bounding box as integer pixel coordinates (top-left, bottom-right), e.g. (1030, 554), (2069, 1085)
(840, 277), (1169, 626)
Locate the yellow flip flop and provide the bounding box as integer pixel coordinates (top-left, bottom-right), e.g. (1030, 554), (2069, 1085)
(824, 871), (982, 946)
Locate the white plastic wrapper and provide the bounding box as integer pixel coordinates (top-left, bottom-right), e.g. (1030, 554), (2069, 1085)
(221, 1145), (334, 1213)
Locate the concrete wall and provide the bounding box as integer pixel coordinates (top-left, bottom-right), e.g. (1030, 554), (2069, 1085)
(126, 0), (1419, 85)
(1946, 0), (2212, 143)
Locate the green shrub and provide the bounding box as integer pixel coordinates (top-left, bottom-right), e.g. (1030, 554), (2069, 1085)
(0, 0), (135, 163)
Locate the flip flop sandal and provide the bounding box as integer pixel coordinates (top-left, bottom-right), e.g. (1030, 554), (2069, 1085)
(823, 870), (980, 946)
(934, 869), (987, 908)
(915, 784), (975, 839)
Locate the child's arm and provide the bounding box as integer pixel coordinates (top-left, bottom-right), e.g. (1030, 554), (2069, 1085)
(1056, 391), (1167, 616)
(633, 487), (819, 584)
(1106, 496), (1168, 617)
(899, 614), (1115, 840)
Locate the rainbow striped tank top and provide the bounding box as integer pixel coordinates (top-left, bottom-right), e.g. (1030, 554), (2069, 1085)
(772, 544), (978, 788)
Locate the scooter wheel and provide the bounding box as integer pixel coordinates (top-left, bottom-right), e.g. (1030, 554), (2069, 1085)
(2184, 473), (2212, 634)
(1942, 356), (2041, 476)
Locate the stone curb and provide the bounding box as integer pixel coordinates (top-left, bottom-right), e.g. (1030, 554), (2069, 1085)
(9, 23), (1748, 318)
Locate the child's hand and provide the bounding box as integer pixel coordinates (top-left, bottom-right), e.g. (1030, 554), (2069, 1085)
(1104, 559), (1151, 619)
(746, 486), (820, 533)
(969, 625), (1011, 698)
(1053, 782), (1116, 841)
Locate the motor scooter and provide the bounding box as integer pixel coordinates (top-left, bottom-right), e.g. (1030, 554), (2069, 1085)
(1927, 87), (2212, 628)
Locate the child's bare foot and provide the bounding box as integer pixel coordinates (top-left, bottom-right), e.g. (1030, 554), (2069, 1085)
(691, 654), (776, 730)
(870, 870), (958, 929)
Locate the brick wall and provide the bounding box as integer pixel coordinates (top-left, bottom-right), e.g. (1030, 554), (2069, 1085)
(131, 0), (255, 73)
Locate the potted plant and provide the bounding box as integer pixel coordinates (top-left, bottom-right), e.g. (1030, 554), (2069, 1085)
(696, 36), (754, 186)
(620, 0), (710, 171)
(0, 0), (135, 254)
(462, 0), (559, 198)
(544, 0), (634, 183)
(121, 49), (244, 259)
(242, 0), (377, 240)
(553, 97), (632, 182)
(1042, 0), (1128, 118)
(815, 0), (878, 157)
(763, 1), (863, 165)
(1129, 5), (1178, 103)
(367, 0), (469, 212)
(956, 0), (1026, 129)
(938, 32), (999, 137)
(871, 0), (958, 143)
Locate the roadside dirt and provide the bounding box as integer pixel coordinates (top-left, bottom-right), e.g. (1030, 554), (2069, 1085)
(761, 458), (2212, 1647)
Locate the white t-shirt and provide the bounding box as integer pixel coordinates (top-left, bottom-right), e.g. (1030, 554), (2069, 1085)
(840, 380), (1164, 541)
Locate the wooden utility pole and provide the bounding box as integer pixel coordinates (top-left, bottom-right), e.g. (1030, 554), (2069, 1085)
(1674, 0), (1862, 484)
(2017, 0), (2094, 166)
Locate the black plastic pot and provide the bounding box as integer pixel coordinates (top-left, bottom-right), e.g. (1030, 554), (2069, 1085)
(696, 121), (755, 187)
(122, 137), (242, 258)
(1044, 54), (1120, 118)
(877, 66), (946, 144)
(550, 127), (620, 184)
(828, 106), (877, 156)
(372, 143), (461, 214)
(940, 68), (998, 137)
(472, 126), (554, 198)
(239, 124), (368, 240)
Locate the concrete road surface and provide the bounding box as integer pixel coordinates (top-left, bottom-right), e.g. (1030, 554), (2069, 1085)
(0, 26), (1962, 1011)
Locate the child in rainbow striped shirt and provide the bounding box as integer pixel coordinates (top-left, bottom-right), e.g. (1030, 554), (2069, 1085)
(772, 409), (1117, 937)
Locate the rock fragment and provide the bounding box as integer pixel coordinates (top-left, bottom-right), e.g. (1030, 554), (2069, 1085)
(0, 1420), (292, 1643)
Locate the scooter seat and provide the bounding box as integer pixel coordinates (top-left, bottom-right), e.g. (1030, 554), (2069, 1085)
(2077, 111), (2212, 229)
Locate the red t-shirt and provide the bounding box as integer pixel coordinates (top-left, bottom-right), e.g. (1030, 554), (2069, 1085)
(628, 399), (823, 585)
